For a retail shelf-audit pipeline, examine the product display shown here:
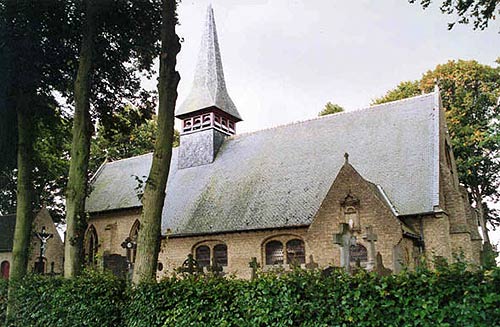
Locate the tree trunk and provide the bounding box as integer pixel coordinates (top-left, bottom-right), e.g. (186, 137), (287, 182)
(64, 0), (96, 278)
(132, 0), (180, 284)
(6, 101), (34, 320)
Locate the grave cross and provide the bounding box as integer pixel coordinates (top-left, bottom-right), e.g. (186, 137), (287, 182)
(333, 223), (356, 273)
(248, 257), (260, 280)
(34, 226), (53, 274)
(181, 254), (202, 275)
(209, 259), (224, 277)
(362, 226), (378, 272)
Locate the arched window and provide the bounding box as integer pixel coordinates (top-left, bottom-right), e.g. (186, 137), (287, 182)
(265, 240), (284, 265)
(214, 244), (228, 266)
(1, 261), (9, 279)
(84, 225), (98, 265)
(128, 220), (140, 264)
(286, 239), (305, 265)
(195, 245), (211, 267)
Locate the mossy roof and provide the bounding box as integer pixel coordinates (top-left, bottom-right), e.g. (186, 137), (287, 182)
(86, 92), (440, 236)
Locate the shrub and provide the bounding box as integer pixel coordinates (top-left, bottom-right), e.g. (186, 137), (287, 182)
(2, 266), (499, 327)
(6, 270), (126, 327)
(0, 279), (7, 326)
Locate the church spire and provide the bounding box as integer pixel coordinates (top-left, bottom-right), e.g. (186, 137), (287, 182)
(177, 5), (241, 169)
(176, 5), (242, 134)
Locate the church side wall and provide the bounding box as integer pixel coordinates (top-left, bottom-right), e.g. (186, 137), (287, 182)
(159, 228), (309, 280)
(88, 208), (142, 260)
(421, 214), (452, 263)
(437, 102), (481, 265)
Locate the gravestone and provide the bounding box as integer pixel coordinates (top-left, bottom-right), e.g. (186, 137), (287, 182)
(375, 253), (392, 276)
(393, 244), (403, 273)
(305, 255), (319, 270)
(103, 254), (128, 278)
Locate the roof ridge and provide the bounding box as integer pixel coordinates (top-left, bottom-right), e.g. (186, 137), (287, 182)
(229, 91), (436, 141)
(106, 152), (153, 165)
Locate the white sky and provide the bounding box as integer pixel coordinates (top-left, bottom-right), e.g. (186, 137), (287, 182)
(143, 0), (500, 247)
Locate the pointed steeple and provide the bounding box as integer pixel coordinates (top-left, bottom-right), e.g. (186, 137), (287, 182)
(176, 5), (241, 122)
(177, 5), (241, 169)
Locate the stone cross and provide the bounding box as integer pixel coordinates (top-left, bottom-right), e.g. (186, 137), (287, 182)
(248, 257), (260, 280)
(362, 226), (378, 272)
(333, 223), (356, 273)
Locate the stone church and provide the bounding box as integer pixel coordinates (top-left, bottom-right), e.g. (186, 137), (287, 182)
(84, 6), (482, 279)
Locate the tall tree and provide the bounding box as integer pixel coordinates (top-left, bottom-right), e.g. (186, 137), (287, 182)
(318, 102), (344, 116)
(408, 0), (499, 30)
(1, 0), (75, 321)
(372, 60), (500, 246)
(64, 0), (97, 278)
(133, 0), (181, 284)
(64, 0), (163, 277)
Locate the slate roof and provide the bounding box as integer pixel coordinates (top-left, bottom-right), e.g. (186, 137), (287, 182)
(86, 92), (441, 237)
(0, 214), (16, 252)
(176, 5), (242, 120)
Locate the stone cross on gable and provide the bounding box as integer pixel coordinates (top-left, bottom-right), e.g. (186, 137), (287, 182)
(249, 257), (260, 281)
(363, 226), (378, 272)
(333, 223), (356, 273)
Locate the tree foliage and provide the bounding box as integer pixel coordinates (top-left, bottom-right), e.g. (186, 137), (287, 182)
(373, 60), (500, 236)
(0, 0), (75, 221)
(318, 102), (344, 116)
(409, 0), (499, 30)
(89, 106), (180, 174)
(372, 81), (421, 105)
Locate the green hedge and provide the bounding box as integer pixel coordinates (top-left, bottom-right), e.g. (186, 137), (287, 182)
(2, 266), (500, 327)
(5, 270), (126, 327)
(0, 279), (7, 325)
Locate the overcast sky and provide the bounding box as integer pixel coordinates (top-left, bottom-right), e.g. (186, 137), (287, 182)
(143, 0), (500, 247)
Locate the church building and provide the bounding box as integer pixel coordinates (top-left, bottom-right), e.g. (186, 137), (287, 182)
(85, 6), (482, 279)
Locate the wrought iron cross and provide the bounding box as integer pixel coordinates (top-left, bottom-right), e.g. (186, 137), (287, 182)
(181, 254), (202, 275)
(333, 223), (356, 273)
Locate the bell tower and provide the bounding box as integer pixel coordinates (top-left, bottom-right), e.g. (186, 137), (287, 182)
(176, 5), (242, 169)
